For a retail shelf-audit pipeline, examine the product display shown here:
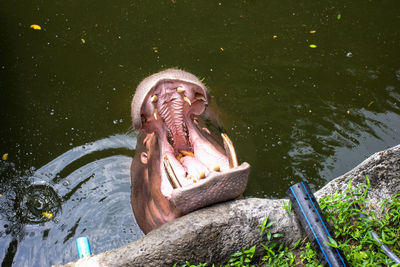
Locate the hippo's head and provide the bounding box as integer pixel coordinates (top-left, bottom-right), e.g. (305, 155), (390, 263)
(130, 69), (250, 233)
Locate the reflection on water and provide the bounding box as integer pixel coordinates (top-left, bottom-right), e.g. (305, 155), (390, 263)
(0, 134), (143, 266)
(224, 64), (400, 197)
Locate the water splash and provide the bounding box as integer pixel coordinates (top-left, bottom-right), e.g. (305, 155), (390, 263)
(1, 134), (144, 266)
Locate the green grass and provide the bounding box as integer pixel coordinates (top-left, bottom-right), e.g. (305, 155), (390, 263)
(176, 178), (400, 267)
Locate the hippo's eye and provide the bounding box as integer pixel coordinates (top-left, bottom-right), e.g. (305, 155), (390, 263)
(141, 115), (146, 125)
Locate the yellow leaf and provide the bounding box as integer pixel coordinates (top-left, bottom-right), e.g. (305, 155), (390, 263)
(273, 35), (278, 39)
(2, 153), (8, 160)
(309, 30), (316, 34)
(367, 101), (374, 107)
(81, 38), (86, 44)
(220, 47), (224, 51)
(309, 44), (317, 48)
(42, 212), (53, 219)
(30, 24), (41, 30)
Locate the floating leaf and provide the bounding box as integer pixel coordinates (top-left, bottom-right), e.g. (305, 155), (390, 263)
(273, 35), (278, 39)
(30, 24), (41, 30)
(220, 47), (224, 51)
(2, 153), (8, 160)
(81, 38), (86, 44)
(367, 101), (374, 107)
(42, 212), (53, 219)
(309, 44), (317, 48)
(337, 13), (341, 20)
(309, 30), (316, 34)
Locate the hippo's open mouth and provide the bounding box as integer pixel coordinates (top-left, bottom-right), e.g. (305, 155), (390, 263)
(132, 69), (250, 214)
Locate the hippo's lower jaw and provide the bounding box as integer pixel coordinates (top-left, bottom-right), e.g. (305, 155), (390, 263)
(170, 162), (250, 214)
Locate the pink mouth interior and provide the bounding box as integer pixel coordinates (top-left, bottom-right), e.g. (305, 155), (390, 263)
(140, 80), (230, 196)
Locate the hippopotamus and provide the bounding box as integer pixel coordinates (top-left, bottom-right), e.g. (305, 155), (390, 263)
(130, 69), (250, 234)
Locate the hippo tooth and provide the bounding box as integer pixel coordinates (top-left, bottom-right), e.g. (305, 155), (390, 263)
(153, 109), (158, 120)
(202, 127), (211, 135)
(163, 156), (182, 189)
(183, 96), (192, 106)
(177, 86), (185, 93)
(195, 93), (206, 102)
(199, 171), (206, 179)
(151, 95), (158, 102)
(180, 150), (194, 157)
(221, 133), (239, 168)
(213, 165), (220, 172)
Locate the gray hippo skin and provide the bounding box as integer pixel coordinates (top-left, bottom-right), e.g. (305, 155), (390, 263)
(130, 69), (251, 233)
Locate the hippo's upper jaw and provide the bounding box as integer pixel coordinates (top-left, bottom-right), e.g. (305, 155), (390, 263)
(131, 69), (250, 217)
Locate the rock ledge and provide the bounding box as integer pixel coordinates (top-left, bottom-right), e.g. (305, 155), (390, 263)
(57, 144), (400, 267)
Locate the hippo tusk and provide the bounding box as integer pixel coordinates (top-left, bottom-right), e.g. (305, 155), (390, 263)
(163, 156), (182, 189)
(153, 109), (158, 120)
(183, 96), (191, 106)
(195, 93), (207, 102)
(221, 133), (238, 168)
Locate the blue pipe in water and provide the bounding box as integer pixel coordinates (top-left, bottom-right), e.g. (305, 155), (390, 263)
(76, 237), (92, 259)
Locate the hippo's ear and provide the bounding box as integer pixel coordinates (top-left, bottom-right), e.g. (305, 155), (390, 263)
(140, 152), (148, 164)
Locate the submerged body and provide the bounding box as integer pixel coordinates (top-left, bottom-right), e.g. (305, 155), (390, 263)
(131, 69), (250, 233)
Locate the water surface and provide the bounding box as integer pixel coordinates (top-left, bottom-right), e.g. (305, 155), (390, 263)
(0, 0), (399, 266)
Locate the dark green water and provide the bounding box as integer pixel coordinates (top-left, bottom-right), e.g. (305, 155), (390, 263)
(0, 0), (399, 265)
